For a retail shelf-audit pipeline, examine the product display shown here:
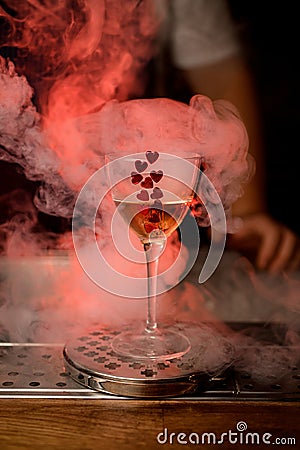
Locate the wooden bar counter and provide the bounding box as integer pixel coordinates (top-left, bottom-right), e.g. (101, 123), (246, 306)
(0, 398), (299, 450)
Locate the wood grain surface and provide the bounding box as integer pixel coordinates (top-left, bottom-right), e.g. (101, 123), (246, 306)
(0, 399), (299, 450)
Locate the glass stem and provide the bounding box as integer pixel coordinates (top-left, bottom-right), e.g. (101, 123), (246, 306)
(144, 240), (165, 334)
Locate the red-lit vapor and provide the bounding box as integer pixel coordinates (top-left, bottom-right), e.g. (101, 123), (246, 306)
(0, 0), (250, 341)
(1, 0), (299, 384)
(0, 0), (157, 115)
(0, 0), (158, 173)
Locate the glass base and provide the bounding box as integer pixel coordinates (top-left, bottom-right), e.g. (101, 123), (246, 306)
(111, 326), (191, 361)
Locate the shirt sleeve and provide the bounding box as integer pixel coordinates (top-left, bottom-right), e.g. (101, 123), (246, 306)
(169, 0), (241, 69)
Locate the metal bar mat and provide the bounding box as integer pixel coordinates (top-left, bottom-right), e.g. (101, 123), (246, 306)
(1, 343), (299, 400)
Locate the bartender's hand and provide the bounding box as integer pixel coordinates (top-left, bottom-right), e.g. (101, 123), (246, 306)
(226, 212), (300, 273)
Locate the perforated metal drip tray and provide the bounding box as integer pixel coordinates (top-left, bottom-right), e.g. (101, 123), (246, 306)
(0, 343), (299, 400)
(1, 323), (300, 400)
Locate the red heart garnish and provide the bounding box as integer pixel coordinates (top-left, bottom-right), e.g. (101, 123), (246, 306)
(135, 160), (148, 173)
(144, 223), (157, 233)
(137, 190), (149, 201)
(141, 176), (153, 189)
(140, 207), (149, 216)
(153, 199), (163, 209)
(131, 171), (143, 185)
(146, 151), (159, 164)
(150, 187), (163, 199)
(150, 170), (163, 183)
(148, 210), (160, 223)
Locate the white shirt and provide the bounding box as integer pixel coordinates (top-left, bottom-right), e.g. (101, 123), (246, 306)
(155, 0), (240, 69)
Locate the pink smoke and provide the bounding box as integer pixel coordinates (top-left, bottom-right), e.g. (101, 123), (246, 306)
(0, 1), (249, 349)
(1, 1), (298, 385)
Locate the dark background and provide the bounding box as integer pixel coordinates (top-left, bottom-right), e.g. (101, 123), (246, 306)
(0, 1), (299, 235)
(228, 1), (300, 235)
